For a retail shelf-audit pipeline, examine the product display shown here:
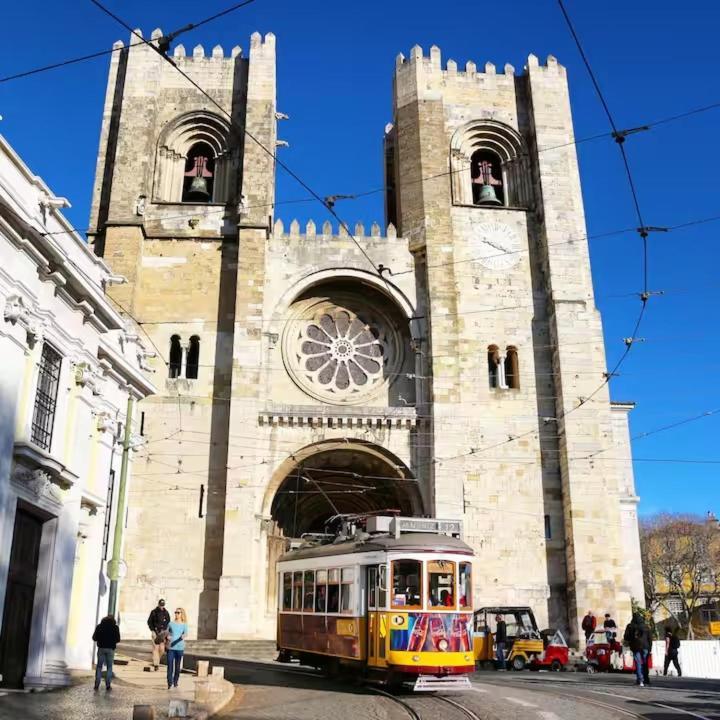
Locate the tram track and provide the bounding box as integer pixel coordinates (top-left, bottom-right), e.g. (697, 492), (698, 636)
(477, 675), (715, 720)
(369, 688), (482, 720)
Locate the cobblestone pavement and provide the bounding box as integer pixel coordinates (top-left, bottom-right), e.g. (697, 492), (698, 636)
(0, 653), (200, 720)
(0, 682), (189, 720)
(206, 659), (720, 720)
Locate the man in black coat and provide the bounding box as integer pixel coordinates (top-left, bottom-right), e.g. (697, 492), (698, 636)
(494, 614), (508, 670)
(147, 598), (170, 671)
(92, 615), (121, 691)
(623, 612), (652, 686)
(664, 627), (682, 676)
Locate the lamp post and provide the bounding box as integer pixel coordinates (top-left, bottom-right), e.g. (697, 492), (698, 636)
(107, 394), (134, 617)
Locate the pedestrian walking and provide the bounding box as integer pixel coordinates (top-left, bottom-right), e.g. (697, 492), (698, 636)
(147, 598), (170, 671)
(166, 607), (188, 689)
(581, 611), (597, 642)
(92, 614), (121, 691)
(603, 613), (617, 644)
(494, 614), (507, 670)
(663, 627), (682, 677)
(623, 612), (651, 687)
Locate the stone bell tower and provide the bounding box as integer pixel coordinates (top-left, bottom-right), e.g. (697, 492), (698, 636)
(386, 46), (642, 641)
(88, 28), (277, 638)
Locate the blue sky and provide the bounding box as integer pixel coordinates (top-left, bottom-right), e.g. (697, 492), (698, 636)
(1, 0), (718, 517)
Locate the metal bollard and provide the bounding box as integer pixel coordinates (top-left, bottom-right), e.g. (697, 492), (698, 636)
(132, 705), (155, 720)
(168, 698), (190, 717)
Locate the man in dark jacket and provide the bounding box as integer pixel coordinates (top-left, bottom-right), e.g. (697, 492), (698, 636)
(664, 627), (682, 676)
(147, 598), (170, 671)
(623, 612), (651, 686)
(581, 611), (597, 643)
(494, 614), (507, 670)
(603, 613), (618, 645)
(92, 615), (121, 691)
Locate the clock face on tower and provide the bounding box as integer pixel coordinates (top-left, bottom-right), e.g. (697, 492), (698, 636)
(470, 221), (521, 271)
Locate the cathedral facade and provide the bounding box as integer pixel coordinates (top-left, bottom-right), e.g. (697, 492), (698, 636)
(89, 29), (643, 643)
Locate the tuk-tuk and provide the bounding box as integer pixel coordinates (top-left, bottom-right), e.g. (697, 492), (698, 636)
(473, 606), (544, 671)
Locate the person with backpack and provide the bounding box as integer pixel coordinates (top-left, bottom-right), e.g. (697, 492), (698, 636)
(92, 614), (121, 691)
(664, 627), (682, 676)
(623, 612), (651, 687)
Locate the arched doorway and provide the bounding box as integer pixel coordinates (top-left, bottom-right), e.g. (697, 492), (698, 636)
(262, 440), (425, 612)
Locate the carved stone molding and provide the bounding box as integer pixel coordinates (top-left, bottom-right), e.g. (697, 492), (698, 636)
(95, 411), (116, 434)
(4, 294), (30, 325)
(74, 361), (105, 395)
(11, 465), (65, 505)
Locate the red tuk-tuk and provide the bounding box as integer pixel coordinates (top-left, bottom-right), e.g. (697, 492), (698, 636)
(529, 629), (569, 671)
(584, 630), (653, 674)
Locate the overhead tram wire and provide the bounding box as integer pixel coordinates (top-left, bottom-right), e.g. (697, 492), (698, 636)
(87, 0), (386, 286)
(81, 2), (699, 474)
(0, 0), (258, 84)
(546, 0), (662, 418)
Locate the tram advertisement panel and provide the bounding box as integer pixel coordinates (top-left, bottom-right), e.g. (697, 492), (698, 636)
(389, 613), (472, 652)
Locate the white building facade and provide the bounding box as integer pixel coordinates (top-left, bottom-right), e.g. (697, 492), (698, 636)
(0, 134), (155, 688)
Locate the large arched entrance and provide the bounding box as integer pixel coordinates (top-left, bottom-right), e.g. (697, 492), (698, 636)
(262, 440), (425, 612)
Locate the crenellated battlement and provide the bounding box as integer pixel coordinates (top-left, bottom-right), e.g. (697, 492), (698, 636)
(111, 28), (276, 62)
(272, 219), (400, 241)
(394, 44), (564, 79)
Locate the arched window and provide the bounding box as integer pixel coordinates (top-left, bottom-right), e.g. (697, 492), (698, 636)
(487, 345), (500, 389)
(471, 149), (504, 206)
(504, 346), (519, 389)
(186, 335), (200, 379)
(153, 111), (238, 204)
(450, 119), (531, 208)
(169, 335), (182, 378)
(182, 143), (215, 203)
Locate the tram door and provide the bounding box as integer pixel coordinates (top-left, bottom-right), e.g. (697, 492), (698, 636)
(366, 565), (387, 668)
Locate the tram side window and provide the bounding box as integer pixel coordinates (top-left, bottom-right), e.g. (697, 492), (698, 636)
(292, 571), (303, 611)
(327, 568), (340, 613)
(368, 567), (377, 609)
(282, 572), (292, 610)
(303, 570), (315, 612)
(340, 568), (354, 614)
(315, 569), (328, 612)
(392, 559), (422, 608)
(428, 560), (456, 608)
(378, 565), (387, 608)
(459, 562), (472, 609)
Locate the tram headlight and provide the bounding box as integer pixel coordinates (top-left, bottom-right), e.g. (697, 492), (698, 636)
(437, 639), (449, 651)
(412, 655), (420, 662)
(464, 654), (472, 662)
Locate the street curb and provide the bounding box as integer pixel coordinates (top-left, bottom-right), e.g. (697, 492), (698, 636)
(191, 678), (236, 720)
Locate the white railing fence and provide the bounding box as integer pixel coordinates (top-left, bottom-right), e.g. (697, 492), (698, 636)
(651, 640), (720, 679)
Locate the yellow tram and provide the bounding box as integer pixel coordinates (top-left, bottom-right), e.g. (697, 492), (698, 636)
(276, 516), (475, 690)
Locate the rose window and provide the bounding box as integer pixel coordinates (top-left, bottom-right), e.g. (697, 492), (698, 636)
(283, 296), (404, 405)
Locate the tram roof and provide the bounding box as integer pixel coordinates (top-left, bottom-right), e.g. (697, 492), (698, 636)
(278, 532), (473, 562)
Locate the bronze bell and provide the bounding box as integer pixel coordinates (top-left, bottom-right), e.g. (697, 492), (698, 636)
(187, 175), (210, 201)
(477, 184), (502, 205)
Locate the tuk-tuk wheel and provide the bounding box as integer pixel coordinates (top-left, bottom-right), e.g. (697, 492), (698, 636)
(551, 660), (562, 672)
(512, 656), (526, 671)
(586, 663), (597, 674)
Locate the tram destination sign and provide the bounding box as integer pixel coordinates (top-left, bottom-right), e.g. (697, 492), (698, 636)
(390, 517), (463, 538)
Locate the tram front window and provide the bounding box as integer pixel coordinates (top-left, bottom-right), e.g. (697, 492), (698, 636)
(392, 559), (422, 608)
(428, 560), (455, 608)
(459, 562), (472, 609)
